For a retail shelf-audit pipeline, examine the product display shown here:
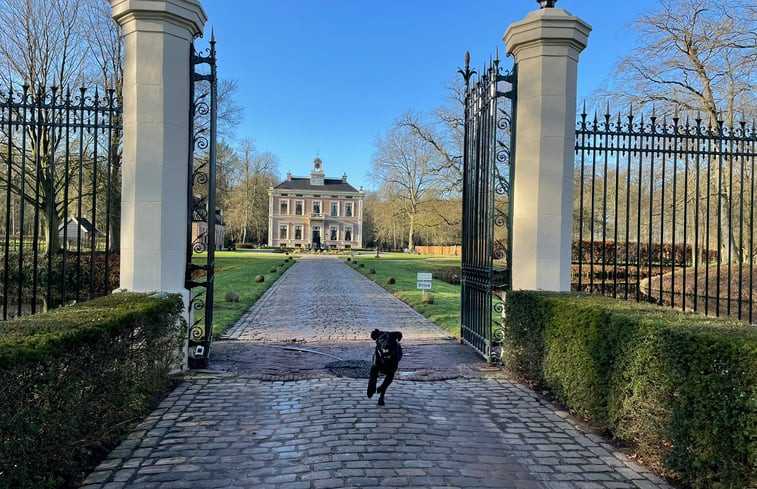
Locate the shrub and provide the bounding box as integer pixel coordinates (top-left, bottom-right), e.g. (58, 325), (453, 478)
(359, 263), (365, 268)
(224, 291), (239, 302)
(433, 265), (460, 285)
(254, 274), (265, 283)
(421, 291), (435, 304)
(0, 293), (184, 489)
(270, 267), (277, 273)
(503, 291), (757, 489)
(346, 257), (351, 262)
(386, 277), (396, 285)
(369, 268), (376, 274)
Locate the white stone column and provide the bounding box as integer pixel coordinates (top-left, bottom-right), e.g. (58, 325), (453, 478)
(504, 7), (590, 291)
(111, 0), (207, 295)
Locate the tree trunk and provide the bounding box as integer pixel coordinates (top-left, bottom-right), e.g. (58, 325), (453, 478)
(407, 213), (415, 252)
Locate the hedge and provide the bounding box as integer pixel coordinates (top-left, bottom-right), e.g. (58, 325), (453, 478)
(0, 293), (185, 489)
(502, 291), (756, 489)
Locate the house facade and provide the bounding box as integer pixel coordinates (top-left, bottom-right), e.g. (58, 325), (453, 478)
(268, 158), (364, 249)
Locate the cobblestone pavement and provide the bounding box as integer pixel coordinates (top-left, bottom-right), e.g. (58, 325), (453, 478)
(82, 256), (672, 489)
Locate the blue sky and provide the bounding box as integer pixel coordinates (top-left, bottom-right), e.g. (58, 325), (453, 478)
(199, 0), (660, 191)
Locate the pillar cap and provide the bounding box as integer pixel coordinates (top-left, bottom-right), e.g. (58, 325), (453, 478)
(504, 7), (591, 59)
(111, 0), (207, 38)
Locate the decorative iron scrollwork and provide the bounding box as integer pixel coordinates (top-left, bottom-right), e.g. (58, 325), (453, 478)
(185, 34), (218, 369)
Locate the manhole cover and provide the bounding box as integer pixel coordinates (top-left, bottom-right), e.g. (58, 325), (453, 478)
(325, 359), (372, 378)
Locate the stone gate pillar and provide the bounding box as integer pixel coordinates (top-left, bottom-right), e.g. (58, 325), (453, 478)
(110, 1), (207, 299)
(504, 4), (590, 291)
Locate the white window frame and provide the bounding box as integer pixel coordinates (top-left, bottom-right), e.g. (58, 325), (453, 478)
(330, 201), (339, 217)
(344, 226), (352, 241)
(279, 224), (288, 240)
(295, 200), (304, 216)
(312, 200), (322, 215)
(294, 225), (302, 240)
(279, 199), (289, 215)
(330, 226), (338, 241)
(345, 202), (353, 217)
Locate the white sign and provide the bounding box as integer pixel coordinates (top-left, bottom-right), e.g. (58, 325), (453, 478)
(417, 281), (432, 290)
(417, 272), (432, 281)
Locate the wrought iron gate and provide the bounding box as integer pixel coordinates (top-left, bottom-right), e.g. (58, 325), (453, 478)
(185, 36), (218, 369)
(459, 52), (516, 362)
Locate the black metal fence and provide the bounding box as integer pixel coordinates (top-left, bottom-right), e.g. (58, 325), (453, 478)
(574, 107), (756, 323)
(459, 53), (515, 362)
(0, 84), (121, 320)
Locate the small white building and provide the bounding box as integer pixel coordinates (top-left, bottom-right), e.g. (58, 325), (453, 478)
(268, 158), (364, 249)
(58, 217), (99, 247)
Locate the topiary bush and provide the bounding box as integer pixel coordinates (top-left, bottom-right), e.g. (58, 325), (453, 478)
(421, 291), (434, 304)
(358, 263), (365, 268)
(369, 268), (376, 274)
(270, 267), (277, 273)
(503, 291), (757, 489)
(254, 274), (265, 283)
(386, 277), (396, 285)
(224, 291), (239, 302)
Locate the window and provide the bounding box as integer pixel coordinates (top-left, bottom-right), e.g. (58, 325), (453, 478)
(313, 201), (321, 214)
(330, 226), (338, 240)
(330, 201), (338, 216)
(345, 202), (353, 217)
(279, 225), (287, 239)
(344, 226), (352, 241)
(295, 200), (303, 215)
(280, 200), (288, 215)
(294, 225), (302, 240)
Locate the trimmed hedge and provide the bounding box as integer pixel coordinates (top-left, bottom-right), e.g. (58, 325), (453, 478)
(0, 293), (185, 489)
(503, 291), (757, 489)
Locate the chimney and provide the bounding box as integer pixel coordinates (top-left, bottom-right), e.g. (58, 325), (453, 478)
(342, 173), (348, 183)
(287, 171), (292, 181)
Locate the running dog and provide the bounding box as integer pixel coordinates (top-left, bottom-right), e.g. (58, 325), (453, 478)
(367, 329), (403, 405)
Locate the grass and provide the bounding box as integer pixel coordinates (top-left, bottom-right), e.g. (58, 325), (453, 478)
(193, 251), (296, 336)
(345, 253), (463, 336)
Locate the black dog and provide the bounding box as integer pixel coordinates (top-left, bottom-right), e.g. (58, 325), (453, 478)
(367, 329), (402, 405)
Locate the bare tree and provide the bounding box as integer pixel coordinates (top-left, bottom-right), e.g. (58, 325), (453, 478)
(600, 0), (757, 263)
(395, 78), (466, 195)
(224, 140), (278, 245)
(370, 125), (442, 251)
(0, 0), (115, 252)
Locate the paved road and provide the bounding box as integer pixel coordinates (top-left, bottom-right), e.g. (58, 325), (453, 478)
(81, 256), (672, 489)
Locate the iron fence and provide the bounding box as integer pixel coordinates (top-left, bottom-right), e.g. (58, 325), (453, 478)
(575, 107), (756, 323)
(0, 84), (121, 320)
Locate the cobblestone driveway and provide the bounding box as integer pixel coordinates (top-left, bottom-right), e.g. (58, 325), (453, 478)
(82, 256), (672, 489)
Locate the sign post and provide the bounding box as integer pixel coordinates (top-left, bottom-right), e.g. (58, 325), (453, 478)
(417, 272), (432, 290)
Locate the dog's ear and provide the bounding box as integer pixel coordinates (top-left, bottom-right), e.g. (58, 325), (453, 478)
(371, 329), (381, 340)
(391, 331), (402, 342)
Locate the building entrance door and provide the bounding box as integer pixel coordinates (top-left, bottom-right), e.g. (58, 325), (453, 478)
(312, 227), (321, 249)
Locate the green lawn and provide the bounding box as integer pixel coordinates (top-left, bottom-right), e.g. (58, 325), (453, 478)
(193, 251), (296, 336)
(345, 253), (463, 337)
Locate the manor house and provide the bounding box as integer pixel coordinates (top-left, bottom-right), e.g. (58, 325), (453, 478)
(268, 157), (364, 249)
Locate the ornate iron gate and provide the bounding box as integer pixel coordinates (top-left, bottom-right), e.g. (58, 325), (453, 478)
(185, 36), (218, 369)
(459, 53), (516, 362)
